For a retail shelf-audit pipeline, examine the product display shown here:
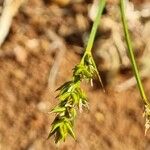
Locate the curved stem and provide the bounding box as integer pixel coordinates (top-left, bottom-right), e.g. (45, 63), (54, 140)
(120, 0), (150, 106)
(80, 0), (106, 88)
(84, 0), (106, 55)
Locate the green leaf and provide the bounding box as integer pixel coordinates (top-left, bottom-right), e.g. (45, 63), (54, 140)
(65, 122), (76, 139)
(51, 106), (66, 113)
(71, 93), (78, 104)
(59, 124), (68, 142)
(59, 125), (64, 140)
(62, 124), (68, 141)
(56, 81), (72, 91)
(51, 121), (62, 133)
(47, 121), (62, 139)
(70, 108), (77, 119)
(82, 69), (93, 78)
(84, 54), (92, 65)
(59, 92), (71, 101)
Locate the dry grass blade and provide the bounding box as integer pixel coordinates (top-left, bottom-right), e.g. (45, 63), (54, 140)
(0, 0), (25, 47)
(46, 29), (67, 90)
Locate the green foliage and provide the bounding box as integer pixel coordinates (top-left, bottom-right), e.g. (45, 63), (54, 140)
(49, 0), (150, 144)
(48, 0), (106, 143)
(48, 53), (101, 143)
(73, 54), (98, 82)
(48, 116), (75, 143)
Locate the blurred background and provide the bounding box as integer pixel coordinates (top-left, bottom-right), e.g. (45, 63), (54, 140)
(0, 0), (150, 149)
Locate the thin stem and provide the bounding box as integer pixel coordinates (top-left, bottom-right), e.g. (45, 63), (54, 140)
(80, 0), (106, 88)
(120, 0), (150, 106)
(85, 0), (106, 54)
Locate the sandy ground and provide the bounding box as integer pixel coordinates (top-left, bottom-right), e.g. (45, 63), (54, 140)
(0, 0), (150, 150)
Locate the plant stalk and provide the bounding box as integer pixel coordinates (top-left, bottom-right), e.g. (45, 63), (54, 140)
(80, 0), (106, 88)
(120, 0), (150, 106)
(83, 0), (106, 57)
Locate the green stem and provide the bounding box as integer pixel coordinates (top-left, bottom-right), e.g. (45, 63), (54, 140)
(79, 0), (106, 88)
(85, 0), (106, 54)
(120, 0), (150, 106)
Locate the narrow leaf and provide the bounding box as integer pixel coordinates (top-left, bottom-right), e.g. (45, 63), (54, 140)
(66, 122), (76, 139)
(51, 106), (66, 113)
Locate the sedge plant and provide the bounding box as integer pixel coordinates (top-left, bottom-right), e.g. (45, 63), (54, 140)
(48, 0), (106, 143)
(48, 0), (150, 143)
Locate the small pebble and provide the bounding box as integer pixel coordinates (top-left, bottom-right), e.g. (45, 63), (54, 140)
(13, 46), (27, 64)
(76, 14), (88, 31)
(37, 102), (49, 112)
(26, 39), (39, 49)
(95, 112), (105, 123)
